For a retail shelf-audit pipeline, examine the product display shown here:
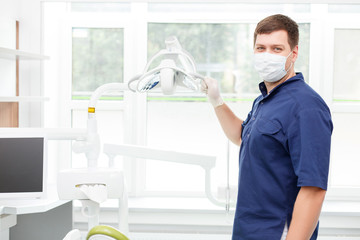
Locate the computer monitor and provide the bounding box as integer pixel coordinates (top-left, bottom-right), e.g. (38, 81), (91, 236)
(0, 134), (47, 199)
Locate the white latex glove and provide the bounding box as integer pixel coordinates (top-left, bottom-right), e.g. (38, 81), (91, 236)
(201, 77), (224, 108)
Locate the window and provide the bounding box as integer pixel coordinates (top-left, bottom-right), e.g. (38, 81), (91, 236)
(72, 27), (124, 98)
(333, 29), (360, 102)
(331, 113), (360, 187)
(330, 28), (360, 188)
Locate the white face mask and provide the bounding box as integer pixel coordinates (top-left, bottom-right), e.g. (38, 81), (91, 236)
(253, 51), (293, 83)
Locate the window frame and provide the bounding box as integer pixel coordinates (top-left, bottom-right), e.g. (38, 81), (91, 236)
(320, 14), (360, 199)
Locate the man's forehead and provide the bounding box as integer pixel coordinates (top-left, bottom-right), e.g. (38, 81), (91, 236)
(255, 30), (289, 47)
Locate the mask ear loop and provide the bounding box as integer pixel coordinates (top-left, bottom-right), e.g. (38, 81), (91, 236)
(285, 51), (294, 73)
(285, 61), (293, 73)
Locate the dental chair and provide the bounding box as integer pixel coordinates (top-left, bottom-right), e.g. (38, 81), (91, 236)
(64, 225), (129, 240)
(86, 225), (129, 240)
(59, 36), (233, 240)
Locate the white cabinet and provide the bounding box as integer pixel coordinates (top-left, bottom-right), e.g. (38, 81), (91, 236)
(0, 46), (49, 127)
(0, 47), (49, 60)
(0, 47), (49, 102)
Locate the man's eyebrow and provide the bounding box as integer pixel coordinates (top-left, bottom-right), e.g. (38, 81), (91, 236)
(272, 44), (286, 48)
(254, 43), (286, 47)
(254, 43), (265, 47)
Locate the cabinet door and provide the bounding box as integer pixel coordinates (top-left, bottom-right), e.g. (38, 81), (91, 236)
(0, 102), (18, 127)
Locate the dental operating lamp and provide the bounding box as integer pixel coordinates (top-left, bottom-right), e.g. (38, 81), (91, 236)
(72, 36), (205, 169)
(128, 36), (204, 94)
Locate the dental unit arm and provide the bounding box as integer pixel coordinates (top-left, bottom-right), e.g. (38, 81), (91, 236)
(60, 36), (233, 240)
(103, 143), (236, 210)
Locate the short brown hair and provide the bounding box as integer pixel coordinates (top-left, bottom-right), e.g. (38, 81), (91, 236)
(254, 14), (299, 49)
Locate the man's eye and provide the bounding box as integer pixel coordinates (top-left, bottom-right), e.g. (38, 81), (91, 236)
(274, 47), (282, 51)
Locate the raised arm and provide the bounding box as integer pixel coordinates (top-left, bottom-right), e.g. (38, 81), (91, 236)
(202, 77), (244, 146)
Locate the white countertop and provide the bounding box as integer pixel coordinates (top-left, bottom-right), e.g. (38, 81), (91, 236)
(0, 186), (70, 215)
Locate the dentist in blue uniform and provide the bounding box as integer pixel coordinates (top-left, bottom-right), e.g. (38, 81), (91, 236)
(203, 14), (333, 240)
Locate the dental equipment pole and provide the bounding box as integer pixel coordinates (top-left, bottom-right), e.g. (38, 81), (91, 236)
(73, 83), (129, 168)
(80, 200), (101, 233)
(70, 83), (130, 235)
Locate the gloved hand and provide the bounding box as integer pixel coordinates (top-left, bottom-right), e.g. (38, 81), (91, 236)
(201, 77), (224, 108)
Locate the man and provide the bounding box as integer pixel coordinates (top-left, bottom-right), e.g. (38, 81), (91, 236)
(202, 14), (333, 240)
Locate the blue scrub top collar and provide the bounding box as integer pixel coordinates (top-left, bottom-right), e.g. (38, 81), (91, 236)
(258, 72), (304, 98)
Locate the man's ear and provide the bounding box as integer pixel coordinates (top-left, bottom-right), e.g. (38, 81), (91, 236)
(292, 45), (299, 62)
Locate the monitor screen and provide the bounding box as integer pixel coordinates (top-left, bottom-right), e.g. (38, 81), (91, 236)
(0, 136), (46, 199)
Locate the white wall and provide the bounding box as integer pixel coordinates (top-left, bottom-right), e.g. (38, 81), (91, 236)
(0, 0), (44, 127)
(0, 0), (18, 97)
(18, 0), (43, 127)
(0, 0), (19, 19)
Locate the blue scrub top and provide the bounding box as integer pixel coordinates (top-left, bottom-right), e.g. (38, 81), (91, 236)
(232, 73), (333, 240)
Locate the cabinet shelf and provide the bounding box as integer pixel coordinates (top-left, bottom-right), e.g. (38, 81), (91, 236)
(0, 96), (49, 102)
(0, 47), (49, 60)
